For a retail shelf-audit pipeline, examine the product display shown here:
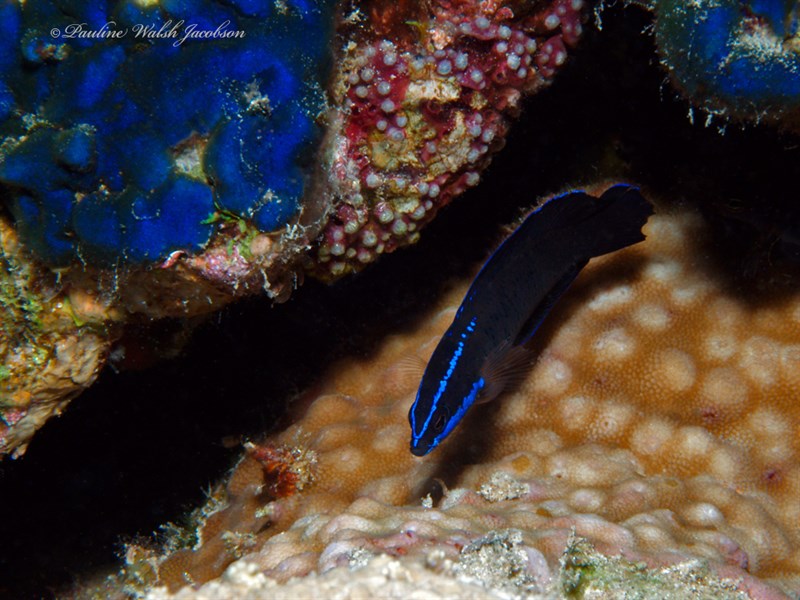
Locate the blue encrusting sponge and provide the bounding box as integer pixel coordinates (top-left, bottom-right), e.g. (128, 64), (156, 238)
(654, 0), (800, 124)
(0, 0), (335, 267)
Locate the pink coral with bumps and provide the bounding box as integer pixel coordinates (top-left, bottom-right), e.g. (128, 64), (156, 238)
(313, 0), (586, 279)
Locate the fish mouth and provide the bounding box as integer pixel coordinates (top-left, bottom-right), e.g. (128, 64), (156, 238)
(410, 440), (431, 457)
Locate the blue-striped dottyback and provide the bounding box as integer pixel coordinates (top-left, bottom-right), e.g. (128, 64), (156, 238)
(409, 185), (654, 456)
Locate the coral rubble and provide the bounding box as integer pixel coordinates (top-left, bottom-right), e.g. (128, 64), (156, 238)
(313, 0), (587, 279)
(146, 552), (553, 600)
(146, 538), (763, 599)
(128, 197), (800, 598)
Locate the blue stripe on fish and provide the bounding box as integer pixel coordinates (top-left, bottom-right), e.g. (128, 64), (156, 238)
(408, 184), (654, 456)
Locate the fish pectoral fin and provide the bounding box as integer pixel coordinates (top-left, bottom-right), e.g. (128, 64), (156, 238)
(513, 260), (587, 347)
(478, 340), (533, 403)
(396, 352), (428, 380)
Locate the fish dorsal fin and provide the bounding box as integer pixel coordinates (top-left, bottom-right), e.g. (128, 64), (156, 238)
(478, 340), (534, 403)
(513, 259), (587, 347)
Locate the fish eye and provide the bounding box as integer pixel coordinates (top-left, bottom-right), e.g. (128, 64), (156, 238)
(433, 412), (447, 433)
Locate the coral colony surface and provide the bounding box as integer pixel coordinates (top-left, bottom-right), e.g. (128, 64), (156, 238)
(126, 200), (800, 599)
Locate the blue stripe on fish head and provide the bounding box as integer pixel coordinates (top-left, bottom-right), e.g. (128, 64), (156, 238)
(410, 316), (483, 456)
(428, 376), (485, 452)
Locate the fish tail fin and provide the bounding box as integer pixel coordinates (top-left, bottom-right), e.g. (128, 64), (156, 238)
(586, 185), (654, 257)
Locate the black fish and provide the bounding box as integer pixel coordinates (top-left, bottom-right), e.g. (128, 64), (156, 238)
(409, 185), (654, 456)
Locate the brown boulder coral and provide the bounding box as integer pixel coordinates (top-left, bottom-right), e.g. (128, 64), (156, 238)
(131, 196), (800, 598)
